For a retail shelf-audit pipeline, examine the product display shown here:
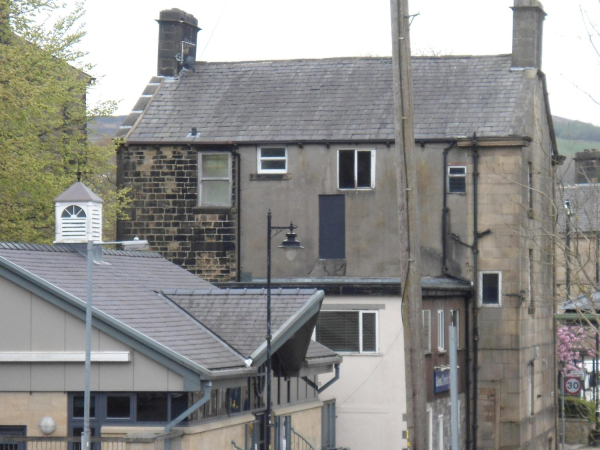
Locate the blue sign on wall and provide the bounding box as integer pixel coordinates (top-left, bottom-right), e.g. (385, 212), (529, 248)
(434, 368), (450, 394)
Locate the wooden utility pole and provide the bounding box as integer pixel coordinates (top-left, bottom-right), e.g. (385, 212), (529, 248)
(390, 0), (427, 448)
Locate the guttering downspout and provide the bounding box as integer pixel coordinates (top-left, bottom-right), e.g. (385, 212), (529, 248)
(442, 142), (453, 272)
(165, 380), (212, 433)
(233, 149), (242, 282)
(472, 132), (480, 450)
(302, 364), (340, 393)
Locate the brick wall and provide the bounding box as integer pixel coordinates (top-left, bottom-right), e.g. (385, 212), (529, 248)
(117, 144), (238, 282)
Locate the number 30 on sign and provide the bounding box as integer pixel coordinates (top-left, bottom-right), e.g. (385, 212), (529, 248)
(565, 376), (582, 396)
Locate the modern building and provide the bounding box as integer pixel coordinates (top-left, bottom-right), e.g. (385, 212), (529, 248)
(0, 182), (339, 449)
(116, 1), (558, 448)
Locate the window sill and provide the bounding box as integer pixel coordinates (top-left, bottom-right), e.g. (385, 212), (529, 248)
(337, 187), (375, 191)
(334, 352), (381, 356)
(437, 349), (447, 354)
(193, 206), (234, 214)
(448, 192), (466, 195)
(250, 173), (291, 181)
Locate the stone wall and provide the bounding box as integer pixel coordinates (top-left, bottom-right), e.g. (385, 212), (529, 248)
(427, 393), (467, 450)
(564, 418), (594, 445)
(0, 392), (68, 436)
(117, 145), (238, 282)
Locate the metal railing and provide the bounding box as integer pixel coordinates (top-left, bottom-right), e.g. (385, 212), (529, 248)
(231, 440), (243, 450)
(0, 432), (182, 450)
(289, 427), (315, 450)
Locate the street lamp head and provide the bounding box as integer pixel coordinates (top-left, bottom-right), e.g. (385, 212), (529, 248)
(278, 224), (303, 261)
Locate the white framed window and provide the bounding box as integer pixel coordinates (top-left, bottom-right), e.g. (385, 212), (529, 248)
(528, 249), (534, 307)
(479, 271), (502, 306)
(315, 310), (378, 354)
(437, 310), (445, 351)
(198, 152), (232, 207)
(257, 147), (287, 174)
(438, 415), (444, 450)
(422, 310), (431, 353)
(427, 407), (433, 450)
(338, 149), (375, 189)
(448, 165), (466, 193)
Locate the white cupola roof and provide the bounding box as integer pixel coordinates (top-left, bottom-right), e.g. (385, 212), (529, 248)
(54, 182), (103, 244)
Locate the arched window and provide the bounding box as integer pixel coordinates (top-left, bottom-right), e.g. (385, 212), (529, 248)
(61, 205), (86, 219)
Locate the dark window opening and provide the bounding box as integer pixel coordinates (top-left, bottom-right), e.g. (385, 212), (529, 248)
(448, 166), (466, 193)
(73, 395), (95, 419)
(481, 272), (501, 305)
(338, 150), (374, 189)
(136, 393), (168, 422)
(362, 312), (377, 352)
(319, 195), (345, 259)
(106, 395), (130, 419)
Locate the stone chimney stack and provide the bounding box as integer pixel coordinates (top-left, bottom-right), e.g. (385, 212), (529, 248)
(156, 9), (200, 77)
(511, 0), (546, 69)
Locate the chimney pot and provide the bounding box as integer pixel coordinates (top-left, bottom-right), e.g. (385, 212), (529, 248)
(511, 0), (546, 69)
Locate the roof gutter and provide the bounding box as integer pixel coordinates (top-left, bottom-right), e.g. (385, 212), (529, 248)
(250, 290), (325, 367)
(0, 255), (214, 379)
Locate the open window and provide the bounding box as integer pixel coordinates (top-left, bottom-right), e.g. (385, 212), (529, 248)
(338, 149), (375, 189)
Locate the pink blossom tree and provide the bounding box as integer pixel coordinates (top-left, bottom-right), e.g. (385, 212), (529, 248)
(557, 325), (596, 373)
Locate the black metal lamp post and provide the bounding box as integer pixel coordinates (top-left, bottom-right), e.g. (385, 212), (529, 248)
(266, 210), (303, 449)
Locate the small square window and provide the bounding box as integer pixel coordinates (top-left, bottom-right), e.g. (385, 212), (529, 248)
(73, 395), (95, 419)
(338, 149), (375, 189)
(136, 393), (168, 422)
(480, 271), (502, 306)
(448, 166), (466, 193)
(258, 147), (287, 173)
(107, 395), (131, 419)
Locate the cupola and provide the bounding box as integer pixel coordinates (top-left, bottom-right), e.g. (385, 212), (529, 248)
(53, 182), (103, 243)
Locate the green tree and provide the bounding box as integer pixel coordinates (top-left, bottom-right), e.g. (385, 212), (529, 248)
(0, 0), (127, 242)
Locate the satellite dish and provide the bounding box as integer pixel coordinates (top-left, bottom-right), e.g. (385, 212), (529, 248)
(183, 55), (196, 70)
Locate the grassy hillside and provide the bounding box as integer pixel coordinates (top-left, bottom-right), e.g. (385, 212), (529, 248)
(87, 116), (127, 144)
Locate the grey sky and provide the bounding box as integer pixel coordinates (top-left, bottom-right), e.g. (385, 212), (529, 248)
(73, 0), (599, 127)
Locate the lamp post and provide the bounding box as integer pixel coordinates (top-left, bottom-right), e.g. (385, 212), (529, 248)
(82, 238), (148, 450)
(265, 211), (302, 449)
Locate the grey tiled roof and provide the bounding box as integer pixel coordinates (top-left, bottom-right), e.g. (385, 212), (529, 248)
(559, 185), (600, 232)
(125, 55), (525, 143)
(54, 182), (103, 203)
(0, 243), (335, 372)
(164, 288), (336, 360)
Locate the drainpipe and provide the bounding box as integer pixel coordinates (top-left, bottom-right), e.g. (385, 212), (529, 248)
(302, 364), (341, 393)
(442, 141), (456, 272)
(233, 149), (242, 282)
(471, 133), (480, 450)
(164, 380), (212, 450)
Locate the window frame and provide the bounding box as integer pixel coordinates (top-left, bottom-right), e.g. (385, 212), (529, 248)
(479, 270), (503, 307)
(422, 310), (431, 354)
(437, 310), (445, 352)
(257, 147), (288, 174)
(337, 149), (376, 190)
(447, 165), (467, 194)
(198, 152), (232, 207)
(314, 309), (379, 354)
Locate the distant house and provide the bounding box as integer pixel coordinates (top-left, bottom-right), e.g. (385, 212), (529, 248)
(116, 1), (558, 448)
(0, 182), (338, 449)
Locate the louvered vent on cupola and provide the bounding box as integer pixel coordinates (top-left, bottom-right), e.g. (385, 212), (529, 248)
(53, 182), (103, 243)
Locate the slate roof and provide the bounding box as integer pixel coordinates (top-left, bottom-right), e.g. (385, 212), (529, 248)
(164, 288), (335, 360)
(54, 182), (103, 203)
(123, 55), (526, 143)
(558, 185), (600, 232)
(0, 243), (336, 374)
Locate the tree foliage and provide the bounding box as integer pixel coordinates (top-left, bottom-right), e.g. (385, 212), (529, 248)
(0, 0), (127, 242)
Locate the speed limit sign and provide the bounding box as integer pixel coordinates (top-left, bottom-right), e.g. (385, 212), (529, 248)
(565, 376), (582, 395)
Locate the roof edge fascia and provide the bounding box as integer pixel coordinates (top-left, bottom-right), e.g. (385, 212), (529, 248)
(0, 254), (214, 380)
(250, 290), (325, 367)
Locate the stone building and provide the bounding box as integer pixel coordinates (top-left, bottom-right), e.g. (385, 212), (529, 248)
(116, 1), (558, 448)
